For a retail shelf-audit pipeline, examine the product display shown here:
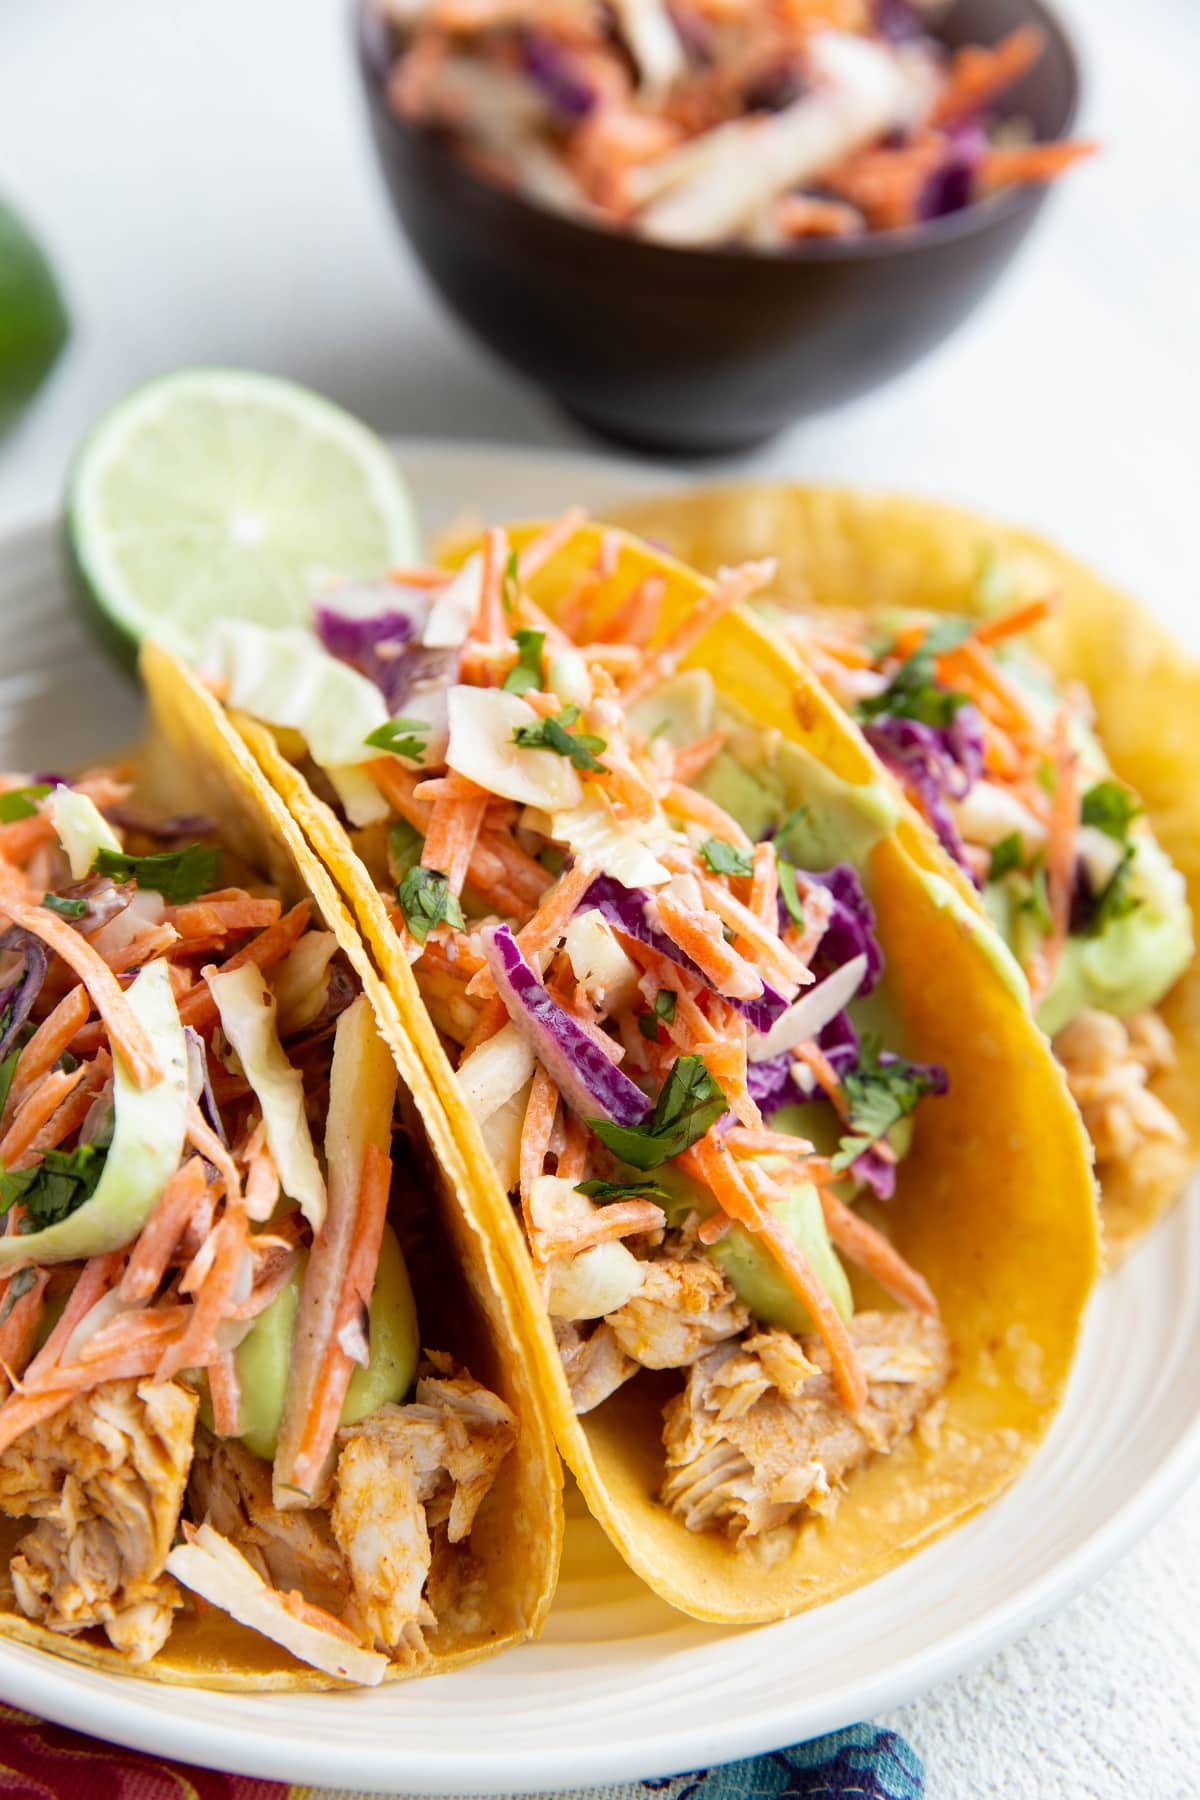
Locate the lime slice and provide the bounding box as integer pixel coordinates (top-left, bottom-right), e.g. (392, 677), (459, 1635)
(66, 369), (420, 665)
(0, 198), (70, 433)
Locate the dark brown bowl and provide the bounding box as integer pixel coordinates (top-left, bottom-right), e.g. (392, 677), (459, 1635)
(356, 0), (1080, 455)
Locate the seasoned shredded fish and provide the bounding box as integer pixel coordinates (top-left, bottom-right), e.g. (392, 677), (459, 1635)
(553, 1318), (637, 1415)
(661, 1311), (951, 1541)
(604, 1253), (750, 1372)
(0, 1378), (196, 1661)
(1054, 1007), (1183, 1166)
(332, 1359), (515, 1654)
(188, 1431), (350, 1616)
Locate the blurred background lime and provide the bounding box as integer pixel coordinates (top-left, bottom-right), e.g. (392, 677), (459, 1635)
(0, 196), (68, 435)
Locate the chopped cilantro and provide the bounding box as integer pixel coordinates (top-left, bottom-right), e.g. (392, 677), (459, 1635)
(0, 1047), (19, 1120)
(42, 891), (88, 920)
(1088, 846), (1141, 935)
(636, 989), (676, 1041)
(502, 628), (546, 697)
(988, 834), (1025, 882)
(858, 618), (973, 730)
(576, 1177), (668, 1203)
(0, 1265), (38, 1323)
(0, 1141), (108, 1230)
(513, 705), (607, 774)
(588, 1054), (726, 1171)
(0, 784), (51, 823)
(363, 716), (430, 761)
(93, 844), (222, 905)
(776, 854), (805, 927)
(831, 1036), (943, 1173)
(501, 550), (521, 617)
(387, 819), (425, 883)
(396, 866), (464, 946)
(1080, 780), (1142, 841)
(700, 837), (753, 878)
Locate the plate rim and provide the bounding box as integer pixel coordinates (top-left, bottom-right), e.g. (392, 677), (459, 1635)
(0, 436), (1198, 1794)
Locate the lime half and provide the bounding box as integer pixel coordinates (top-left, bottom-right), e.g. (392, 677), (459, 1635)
(67, 369), (420, 665)
(0, 198), (70, 433)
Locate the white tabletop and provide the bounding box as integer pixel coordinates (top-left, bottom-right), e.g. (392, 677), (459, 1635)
(1, 2), (1197, 1794)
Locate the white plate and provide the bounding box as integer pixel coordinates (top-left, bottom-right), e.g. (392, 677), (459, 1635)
(1, 440), (1198, 1796)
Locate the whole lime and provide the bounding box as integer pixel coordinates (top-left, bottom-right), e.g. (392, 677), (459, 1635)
(0, 197), (69, 434)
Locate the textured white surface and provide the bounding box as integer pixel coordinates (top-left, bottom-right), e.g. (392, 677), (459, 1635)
(1, 4), (1198, 1796)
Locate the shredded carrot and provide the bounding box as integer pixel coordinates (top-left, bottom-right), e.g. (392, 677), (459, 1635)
(185, 1098), (243, 1207)
(556, 1112), (589, 1183)
(981, 140), (1097, 195)
(3, 984), (91, 1123)
(102, 923), (180, 974)
(618, 560), (775, 707)
(0, 1064), (87, 1170)
(22, 1251), (124, 1384)
(473, 525), (509, 646)
(661, 782), (752, 851)
(166, 895), (281, 940)
(156, 1202), (247, 1381)
(421, 784), (489, 898)
(120, 1157), (209, 1303)
(514, 856), (596, 967)
(517, 508), (588, 584)
(747, 842), (779, 932)
(459, 994), (509, 1060)
(0, 814), (56, 866)
(1028, 706), (1079, 1005)
(653, 890), (763, 1003)
(726, 1126), (816, 1158)
(276, 1141), (391, 1501)
(243, 1122), (281, 1224)
(595, 575), (667, 649)
(670, 729), (726, 784)
(539, 1196), (666, 1256)
(0, 873), (161, 1088)
(971, 593), (1055, 647)
(208, 1350), (242, 1437)
(175, 903), (312, 1032)
(932, 24), (1044, 125)
(818, 1189), (938, 1316)
(21, 1055), (109, 1161)
(520, 1064), (559, 1208)
(791, 1041), (851, 1122)
(663, 850), (808, 992)
(0, 1270), (48, 1396)
(388, 564), (458, 588)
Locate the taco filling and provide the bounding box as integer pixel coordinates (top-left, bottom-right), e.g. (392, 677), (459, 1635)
(0, 772), (515, 1683)
(771, 594), (1194, 1181)
(200, 522), (956, 1548)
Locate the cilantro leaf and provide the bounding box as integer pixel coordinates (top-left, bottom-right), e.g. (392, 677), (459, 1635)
(501, 550), (521, 618)
(776, 854), (805, 928)
(387, 819), (425, 884)
(636, 991), (676, 1042)
(588, 1054), (726, 1171)
(1081, 780), (1142, 842)
(1088, 846), (1141, 935)
(858, 619), (973, 730)
(513, 705), (607, 774)
(700, 837), (753, 878)
(93, 844), (222, 905)
(988, 834), (1025, 882)
(0, 1142), (108, 1230)
(0, 784), (51, 823)
(576, 1177), (668, 1203)
(0, 1047), (20, 1120)
(831, 1036), (943, 1173)
(363, 716), (431, 761)
(396, 866), (464, 946)
(42, 891), (88, 920)
(502, 628), (546, 697)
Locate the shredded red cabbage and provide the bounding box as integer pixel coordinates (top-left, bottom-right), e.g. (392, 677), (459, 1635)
(520, 30), (596, 118)
(581, 874), (788, 1032)
(793, 864), (885, 993)
(862, 714), (983, 886)
(106, 807), (218, 841)
(314, 604), (420, 711)
(0, 927), (48, 1059)
(920, 123), (988, 220)
(852, 1144), (899, 1200)
(184, 1026), (227, 1147)
(483, 923), (652, 1128)
(745, 1054), (795, 1115)
(819, 1008), (860, 1077)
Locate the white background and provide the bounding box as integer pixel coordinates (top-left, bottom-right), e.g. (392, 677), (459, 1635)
(1, 1), (1198, 1794)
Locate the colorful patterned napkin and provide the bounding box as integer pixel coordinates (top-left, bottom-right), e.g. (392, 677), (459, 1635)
(0, 1704), (923, 1798)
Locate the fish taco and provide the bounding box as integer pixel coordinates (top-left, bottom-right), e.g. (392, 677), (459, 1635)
(611, 485), (1199, 1259)
(0, 685), (561, 1689)
(171, 513), (1097, 1624)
